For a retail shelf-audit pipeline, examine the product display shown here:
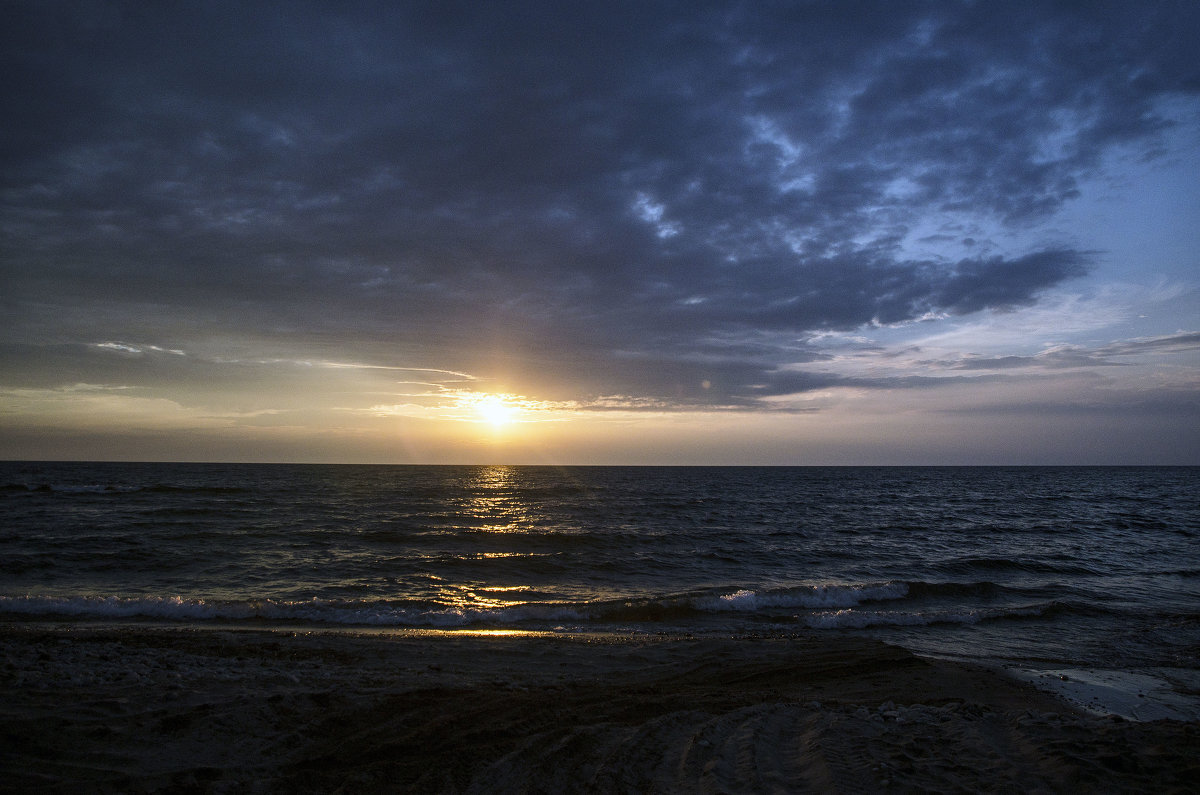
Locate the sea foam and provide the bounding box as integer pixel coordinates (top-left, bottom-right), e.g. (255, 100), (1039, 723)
(703, 582), (909, 612)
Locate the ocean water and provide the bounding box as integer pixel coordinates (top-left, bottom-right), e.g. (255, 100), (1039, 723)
(2, 462), (1197, 673)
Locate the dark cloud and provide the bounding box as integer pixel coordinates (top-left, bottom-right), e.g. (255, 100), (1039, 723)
(3, 1), (1197, 408)
(930, 251), (1092, 316)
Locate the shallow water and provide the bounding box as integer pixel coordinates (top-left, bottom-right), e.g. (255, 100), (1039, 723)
(2, 463), (1197, 672)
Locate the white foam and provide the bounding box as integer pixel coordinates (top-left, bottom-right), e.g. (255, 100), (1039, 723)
(802, 603), (1045, 629)
(1012, 667), (1200, 721)
(0, 586), (1036, 631)
(804, 608), (982, 629)
(702, 582), (909, 612)
(52, 484), (140, 494)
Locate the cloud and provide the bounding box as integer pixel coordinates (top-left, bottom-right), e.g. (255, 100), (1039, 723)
(2, 1), (1198, 415)
(930, 251), (1092, 316)
(950, 331), (1200, 370)
(1095, 331), (1200, 356)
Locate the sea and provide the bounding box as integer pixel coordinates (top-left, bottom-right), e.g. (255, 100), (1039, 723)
(2, 462), (1198, 676)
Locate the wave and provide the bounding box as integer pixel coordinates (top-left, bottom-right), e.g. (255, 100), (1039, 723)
(697, 582), (909, 611)
(0, 594), (586, 627)
(933, 557), (1106, 576)
(901, 580), (1077, 600)
(143, 484), (254, 495)
(0, 482), (251, 496)
(0, 595), (237, 620)
(0, 582), (1105, 630)
(0, 582), (907, 627)
(802, 604), (1048, 629)
(803, 596), (1120, 628)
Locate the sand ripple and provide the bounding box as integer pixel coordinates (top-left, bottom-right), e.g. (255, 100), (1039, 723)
(3, 626), (1198, 793)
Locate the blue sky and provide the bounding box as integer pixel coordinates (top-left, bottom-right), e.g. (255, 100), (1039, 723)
(2, 1), (1198, 463)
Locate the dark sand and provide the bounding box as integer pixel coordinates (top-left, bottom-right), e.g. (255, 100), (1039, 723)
(2, 625), (1197, 793)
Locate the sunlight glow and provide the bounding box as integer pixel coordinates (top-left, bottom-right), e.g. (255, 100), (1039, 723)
(476, 394), (516, 426)
(362, 387), (581, 430)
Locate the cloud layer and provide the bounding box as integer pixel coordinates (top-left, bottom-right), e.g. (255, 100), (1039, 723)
(2, 1), (1199, 435)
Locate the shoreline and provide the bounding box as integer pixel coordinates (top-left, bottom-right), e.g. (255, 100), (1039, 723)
(3, 624), (1198, 792)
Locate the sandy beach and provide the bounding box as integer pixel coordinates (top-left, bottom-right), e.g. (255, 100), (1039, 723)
(2, 625), (1197, 793)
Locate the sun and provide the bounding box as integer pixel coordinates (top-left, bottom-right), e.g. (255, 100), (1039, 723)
(475, 394), (516, 427)
(450, 390), (543, 429)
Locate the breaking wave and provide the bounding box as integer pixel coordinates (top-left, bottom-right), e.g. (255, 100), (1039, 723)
(0, 582), (1083, 630)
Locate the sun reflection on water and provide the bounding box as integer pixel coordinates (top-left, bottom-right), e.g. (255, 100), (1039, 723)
(454, 465), (533, 535)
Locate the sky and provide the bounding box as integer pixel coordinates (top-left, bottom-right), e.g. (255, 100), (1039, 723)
(2, 0), (1198, 465)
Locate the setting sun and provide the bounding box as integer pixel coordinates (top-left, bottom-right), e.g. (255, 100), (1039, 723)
(475, 394), (516, 427)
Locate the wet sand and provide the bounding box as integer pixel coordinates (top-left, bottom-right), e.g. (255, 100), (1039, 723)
(2, 625), (1197, 793)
